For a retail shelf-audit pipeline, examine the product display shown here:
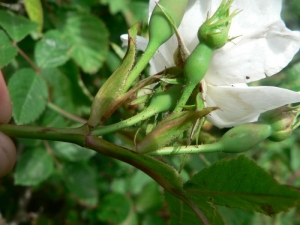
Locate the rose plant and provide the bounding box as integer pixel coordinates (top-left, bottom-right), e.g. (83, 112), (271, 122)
(0, 0), (300, 224)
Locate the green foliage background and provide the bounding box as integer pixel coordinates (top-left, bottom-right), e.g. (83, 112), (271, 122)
(0, 0), (300, 224)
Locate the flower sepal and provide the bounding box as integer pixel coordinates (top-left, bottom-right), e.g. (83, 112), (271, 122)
(136, 107), (218, 153)
(198, 0), (240, 49)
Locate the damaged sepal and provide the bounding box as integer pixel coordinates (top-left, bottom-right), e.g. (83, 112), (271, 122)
(88, 23), (139, 127)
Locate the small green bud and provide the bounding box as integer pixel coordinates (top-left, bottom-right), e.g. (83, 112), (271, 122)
(198, 0), (240, 49)
(217, 123), (272, 153)
(174, 40), (214, 112)
(259, 106), (300, 142)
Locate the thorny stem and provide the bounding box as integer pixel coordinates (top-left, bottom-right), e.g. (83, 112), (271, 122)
(0, 124), (88, 146)
(0, 123), (223, 156)
(85, 136), (210, 225)
(0, 123), (185, 192)
(0, 123), (210, 224)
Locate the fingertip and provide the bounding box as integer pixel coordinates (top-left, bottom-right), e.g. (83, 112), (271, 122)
(0, 132), (16, 177)
(0, 70), (12, 124)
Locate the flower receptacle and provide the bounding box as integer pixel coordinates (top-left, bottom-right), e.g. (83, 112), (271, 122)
(148, 0), (188, 49)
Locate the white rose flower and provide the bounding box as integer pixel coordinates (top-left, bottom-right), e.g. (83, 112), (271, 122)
(121, 0), (300, 128)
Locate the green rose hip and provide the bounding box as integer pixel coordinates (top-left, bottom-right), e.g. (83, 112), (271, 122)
(174, 0), (240, 112)
(124, 0), (189, 91)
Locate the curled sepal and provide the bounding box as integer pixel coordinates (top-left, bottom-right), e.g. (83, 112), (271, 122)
(259, 105), (300, 142)
(137, 107), (218, 153)
(198, 0), (240, 49)
(88, 23), (138, 127)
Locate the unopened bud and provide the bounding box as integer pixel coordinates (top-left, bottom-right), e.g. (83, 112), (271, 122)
(198, 0), (240, 49)
(259, 106), (300, 142)
(217, 123), (272, 153)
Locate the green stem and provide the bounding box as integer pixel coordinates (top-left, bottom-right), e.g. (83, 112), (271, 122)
(148, 142), (223, 155)
(179, 195), (210, 225)
(0, 123), (185, 197)
(85, 135), (209, 224)
(14, 43), (40, 73)
(124, 42), (158, 92)
(174, 84), (196, 112)
(174, 43), (213, 112)
(92, 84), (182, 136)
(85, 135), (183, 193)
(92, 106), (159, 136)
(0, 124), (88, 146)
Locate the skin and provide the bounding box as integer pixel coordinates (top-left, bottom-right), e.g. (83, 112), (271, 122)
(0, 70), (16, 177)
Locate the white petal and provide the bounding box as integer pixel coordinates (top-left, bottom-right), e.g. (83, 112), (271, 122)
(148, 0), (210, 51)
(206, 34), (265, 85)
(230, 0), (282, 38)
(264, 22), (300, 76)
(148, 0), (211, 73)
(205, 21), (300, 86)
(176, 0), (211, 51)
(149, 50), (174, 74)
(204, 84), (300, 128)
(148, 0), (156, 22)
(120, 34), (149, 51)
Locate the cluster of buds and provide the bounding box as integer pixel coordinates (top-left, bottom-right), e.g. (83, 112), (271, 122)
(89, 0), (300, 155)
(174, 0), (239, 112)
(216, 106), (300, 153)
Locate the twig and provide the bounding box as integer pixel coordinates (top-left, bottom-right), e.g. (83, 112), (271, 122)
(13, 43), (40, 72)
(47, 102), (87, 124)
